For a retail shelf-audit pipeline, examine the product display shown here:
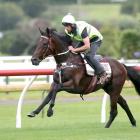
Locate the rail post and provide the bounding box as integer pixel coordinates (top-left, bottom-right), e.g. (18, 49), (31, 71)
(101, 93), (108, 123)
(16, 76), (37, 128)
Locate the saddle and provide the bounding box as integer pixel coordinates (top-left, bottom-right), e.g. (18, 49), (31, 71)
(81, 54), (112, 77)
(80, 54), (112, 94)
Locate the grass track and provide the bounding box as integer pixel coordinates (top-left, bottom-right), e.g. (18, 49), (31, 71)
(0, 88), (140, 140)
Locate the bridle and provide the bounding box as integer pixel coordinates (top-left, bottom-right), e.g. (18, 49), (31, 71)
(40, 35), (71, 57)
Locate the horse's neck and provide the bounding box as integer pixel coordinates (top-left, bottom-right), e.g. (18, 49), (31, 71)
(54, 53), (69, 64)
(52, 32), (83, 65)
(52, 33), (70, 64)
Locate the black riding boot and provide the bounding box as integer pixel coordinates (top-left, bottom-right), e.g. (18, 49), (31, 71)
(84, 53), (104, 74)
(84, 54), (107, 84)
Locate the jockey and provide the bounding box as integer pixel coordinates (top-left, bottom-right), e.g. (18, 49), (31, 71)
(62, 13), (107, 85)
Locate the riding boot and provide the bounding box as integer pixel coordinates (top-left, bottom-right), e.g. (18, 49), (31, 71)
(84, 54), (107, 85)
(97, 71), (107, 85)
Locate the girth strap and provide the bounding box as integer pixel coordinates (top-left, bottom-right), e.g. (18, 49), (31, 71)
(83, 75), (98, 94)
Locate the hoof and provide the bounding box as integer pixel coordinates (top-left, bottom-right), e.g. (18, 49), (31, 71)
(27, 112), (36, 118)
(105, 124), (110, 128)
(132, 123), (136, 127)
(132, 120), (136, 127)
(47, 109), (53, 117)
(132, 125), (136, 127)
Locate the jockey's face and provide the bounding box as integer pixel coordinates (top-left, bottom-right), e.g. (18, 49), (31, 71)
(65, 25), (72, 33)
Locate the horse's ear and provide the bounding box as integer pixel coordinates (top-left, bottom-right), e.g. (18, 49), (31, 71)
(46, 27), (51, 37)
(39, 28), (45, 35)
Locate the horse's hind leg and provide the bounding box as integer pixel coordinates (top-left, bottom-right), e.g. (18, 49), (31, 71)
(105, 93), (118, 128)
(117, 95), (136, 127)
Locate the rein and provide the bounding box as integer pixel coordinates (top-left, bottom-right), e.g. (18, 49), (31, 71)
(40, 35), (86, 66)
(55, 50), (70, 56)
(41, 35), (48, 40)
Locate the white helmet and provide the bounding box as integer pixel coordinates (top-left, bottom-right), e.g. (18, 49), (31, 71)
(62, 13), (76, 25)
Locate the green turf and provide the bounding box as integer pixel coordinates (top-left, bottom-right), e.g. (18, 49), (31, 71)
(0, 88), (140, 140)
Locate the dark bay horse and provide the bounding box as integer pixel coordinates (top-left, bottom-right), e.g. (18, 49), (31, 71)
(28, 27), (137, 128)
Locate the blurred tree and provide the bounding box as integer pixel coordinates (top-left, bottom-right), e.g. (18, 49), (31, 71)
(82, 0), (111, 4)
(120, 29), (140, 59)
(0, 0), (22, 2)
(118, 17), (139, 30)
(99, 25), (121, 58)
(120, 0), (140, 17)
(0, 18), (49, 56)
(121, 2), (134, 15)
(0, 2), (24, 31)
(20, 0), (47, 17)
(0, 31), (15, 55)
(48, 0), (111, 5)
(0, 30), (28, 55)
(49, 0), (77, 5)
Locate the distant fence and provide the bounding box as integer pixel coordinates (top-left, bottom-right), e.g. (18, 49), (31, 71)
(0, 83), (51, 92)
(0, 56), (56, 85)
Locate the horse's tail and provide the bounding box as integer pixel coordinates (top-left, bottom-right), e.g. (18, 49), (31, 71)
(124, 64), (140, 95)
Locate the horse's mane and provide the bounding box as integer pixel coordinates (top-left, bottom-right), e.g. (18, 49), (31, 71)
(47, 28), (84, 64)
(47, 28), (72, 47)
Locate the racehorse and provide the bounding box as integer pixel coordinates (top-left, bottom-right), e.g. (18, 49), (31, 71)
(28, 27), (138, 128)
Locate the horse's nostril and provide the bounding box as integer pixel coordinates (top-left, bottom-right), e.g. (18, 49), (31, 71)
(31, 58), (40, 65)
(31, 58), (36, 62)
(31, 58), (35, 63)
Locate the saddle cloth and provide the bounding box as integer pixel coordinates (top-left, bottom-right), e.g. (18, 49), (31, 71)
(85, 62), (111, 77)
(81, 54), (112, 78)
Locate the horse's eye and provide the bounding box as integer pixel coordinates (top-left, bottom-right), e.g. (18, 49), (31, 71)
(41, 39), (47, 45)
(43, 43), (48, 48)
(43, 40), (48, 45)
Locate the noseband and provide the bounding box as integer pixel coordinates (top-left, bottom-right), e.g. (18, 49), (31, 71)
(41, 35), (49, 40)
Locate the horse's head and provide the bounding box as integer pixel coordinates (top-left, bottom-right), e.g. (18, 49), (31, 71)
(31, 27), (56, 65)
(31, 27), (70, 65)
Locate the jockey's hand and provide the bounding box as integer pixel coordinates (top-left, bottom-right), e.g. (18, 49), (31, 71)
(68, 46), (75, 52)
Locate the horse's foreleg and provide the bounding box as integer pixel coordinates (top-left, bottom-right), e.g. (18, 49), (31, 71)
(47, 91), (57, 117)
(27, 83), (55, 118)
(27, 91), (53, 117)
(47, 84), (60, 117)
